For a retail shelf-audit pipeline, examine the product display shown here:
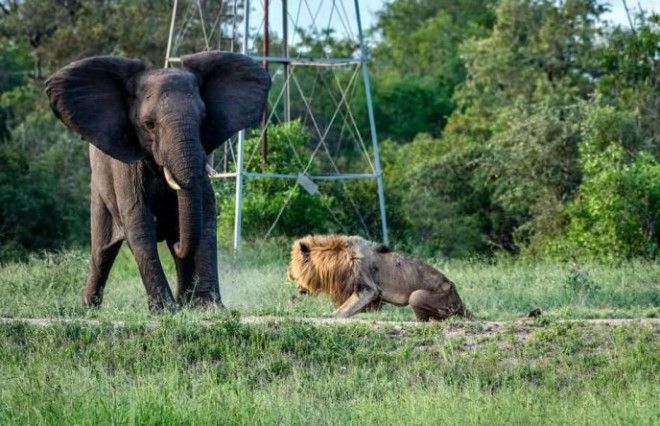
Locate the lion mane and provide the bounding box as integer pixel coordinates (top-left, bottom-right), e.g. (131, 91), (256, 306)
(287, 235), (363, 305)
(288, 234), (388, 313)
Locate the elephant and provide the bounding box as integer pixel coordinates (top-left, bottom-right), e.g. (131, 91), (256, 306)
(45, 51), (271, 310)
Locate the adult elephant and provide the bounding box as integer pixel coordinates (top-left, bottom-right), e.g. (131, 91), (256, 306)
(46, 52), (271, 310)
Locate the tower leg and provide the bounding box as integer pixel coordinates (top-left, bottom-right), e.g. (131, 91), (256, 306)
(354, 0), (388, 245)
(233, 0), (251, 251)
(164, 0), (178, 67)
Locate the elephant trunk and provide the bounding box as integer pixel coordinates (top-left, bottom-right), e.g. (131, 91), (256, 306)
(174, 182), (203, 258)
(165, 138), (206, 259)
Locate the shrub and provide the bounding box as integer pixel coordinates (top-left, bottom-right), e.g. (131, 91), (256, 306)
(560, 149), (659, 259)
(0, 143), (71, 260)
(216, 121), (335, 242)
(550, 106), (659, 259)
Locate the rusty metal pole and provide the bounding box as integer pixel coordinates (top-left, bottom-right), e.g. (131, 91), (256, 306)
(260, 0), (269, 171)
(282, 0), (290, 122)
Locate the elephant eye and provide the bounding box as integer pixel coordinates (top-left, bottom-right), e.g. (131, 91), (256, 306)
(144, 121), (155, 130)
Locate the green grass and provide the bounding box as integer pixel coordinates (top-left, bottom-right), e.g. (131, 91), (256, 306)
(0, 319), (657, 424)
(0, 245), (658, 424)
(0, 244), (657, 320)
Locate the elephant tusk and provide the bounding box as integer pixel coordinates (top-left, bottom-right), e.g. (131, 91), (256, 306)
(206, 162), (219, 178)
(163, 168), (182, 191)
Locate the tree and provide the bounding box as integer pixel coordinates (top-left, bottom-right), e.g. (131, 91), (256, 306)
(431, 0), (605, 253)
(596, 12), (659, 156)
(0, 0), (174, 74)
(366, 0), (497, 142)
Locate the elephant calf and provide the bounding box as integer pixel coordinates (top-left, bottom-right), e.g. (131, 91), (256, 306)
(46, 52), (271, 310)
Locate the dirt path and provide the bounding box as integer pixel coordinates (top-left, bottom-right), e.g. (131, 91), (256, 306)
(0, 316), (657, 341)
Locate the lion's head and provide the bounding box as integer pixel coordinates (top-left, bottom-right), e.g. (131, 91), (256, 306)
(287, 235), (362, 305)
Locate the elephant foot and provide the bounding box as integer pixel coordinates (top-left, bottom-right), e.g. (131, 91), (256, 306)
(81, 288), (103, 307)
(176, 287), (223, 309)
(147, 288), (178, 313)
(181, 292), (223, 309)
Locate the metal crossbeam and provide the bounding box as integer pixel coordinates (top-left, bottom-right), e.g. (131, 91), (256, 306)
(222, 172), (379, 180)
(167, 56), (361, 66)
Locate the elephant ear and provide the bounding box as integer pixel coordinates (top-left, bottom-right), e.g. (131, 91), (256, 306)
(46, 56), (146, 163)
(181, 51), (271, 153)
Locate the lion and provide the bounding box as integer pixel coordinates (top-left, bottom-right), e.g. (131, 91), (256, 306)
(287, 234), (471, 321)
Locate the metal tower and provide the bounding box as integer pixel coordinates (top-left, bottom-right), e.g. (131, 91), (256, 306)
(164, 0), (388, 249)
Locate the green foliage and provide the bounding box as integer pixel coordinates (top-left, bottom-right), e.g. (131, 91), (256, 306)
(562, 150), (659, 259)
(0, 144), (62, 259)
(597, 13), (659, 103)
(0, 83), (90, 261)
(0, 0), (174, 73)
(456, 0), (603, 108)
(564, 265), (600, 295)
(0, 42), (33, 141)
(0, 140), (88, 261)
(380, 0), (659, 259)
(481, 104), (584, 252)
(368, 0), (496, 141)
(596, 13), (659, 156)
(534, 105), (659, 259)
(380, 135), (490, 257)
(216, 121), (334, 241)
(0, 0), (658, 261)
(374, 0), (496, 78)
(398, 0), (606, 255)
(369, 74), (454, 141)
(215, 122), (408, 244)
(0, 42), (31, 92)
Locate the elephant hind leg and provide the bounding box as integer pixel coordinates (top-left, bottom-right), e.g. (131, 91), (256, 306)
(82, 194), (123, 307)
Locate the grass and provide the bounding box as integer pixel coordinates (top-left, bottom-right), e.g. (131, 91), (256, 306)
(0, 243), (657, 321)
(0, 244), (658, 424)
(0, 319), (657, 424)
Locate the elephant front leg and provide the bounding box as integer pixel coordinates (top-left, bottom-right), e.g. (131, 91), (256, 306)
(124, 219), (176, 311)
(190, 179), (222, 307)
(166, 238), (196, 305)
(129, 236), (176, 311)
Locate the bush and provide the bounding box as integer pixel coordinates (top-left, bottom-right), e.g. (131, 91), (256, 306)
(548, 106), (659, 259)
(0, 143), (77, 260)
(0, 88), (90, 261)
(378, 134), (491, 257)
(559, 149), (659, 259)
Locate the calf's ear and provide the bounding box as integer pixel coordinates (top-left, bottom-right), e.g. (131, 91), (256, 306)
(181, 51), (271, 154)
(46, 56), (146, 163)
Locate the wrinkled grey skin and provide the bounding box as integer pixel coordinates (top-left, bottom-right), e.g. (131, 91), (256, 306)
(46, 52), (271, 310)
